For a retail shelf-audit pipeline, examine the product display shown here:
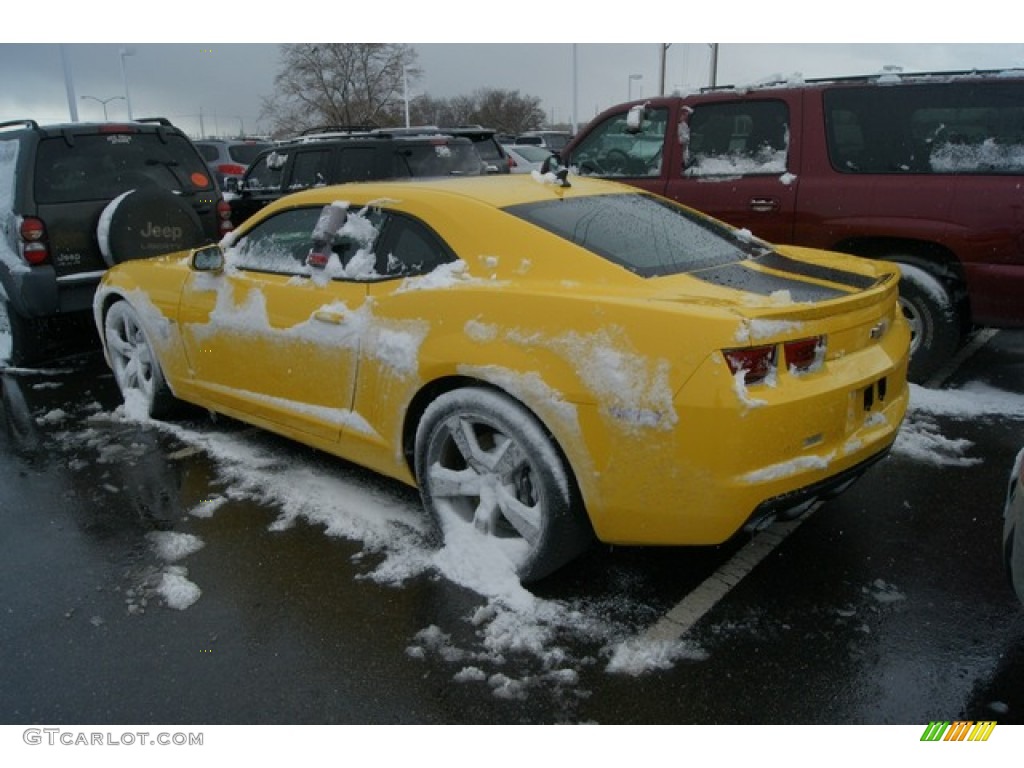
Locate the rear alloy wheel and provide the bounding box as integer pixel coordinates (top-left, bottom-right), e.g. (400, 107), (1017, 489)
(103, 301), (176, 418)
(415, 387), (593, 583)
(896, 262), (962, 384)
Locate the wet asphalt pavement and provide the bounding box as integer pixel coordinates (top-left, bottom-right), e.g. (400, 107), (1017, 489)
(1, 331), (1023, 725)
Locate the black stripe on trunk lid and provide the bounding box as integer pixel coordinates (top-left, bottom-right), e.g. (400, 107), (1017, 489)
(689, 263), (847, 302)
(755, 252), (877, 290)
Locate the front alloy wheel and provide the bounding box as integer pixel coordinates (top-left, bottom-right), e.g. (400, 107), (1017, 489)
(103, 301), (175, 418)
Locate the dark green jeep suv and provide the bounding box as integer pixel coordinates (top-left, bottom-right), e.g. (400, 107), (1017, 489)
(0, 118), (232, 366)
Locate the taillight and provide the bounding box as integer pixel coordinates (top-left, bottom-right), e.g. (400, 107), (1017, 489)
(216, 163), (246, 176)
(19, 217), (49, 265)
(724, 335), (827, 385)
(216, 199), (234, 234)
(784, 336), (826, 374)
(723, 345), (776, 385)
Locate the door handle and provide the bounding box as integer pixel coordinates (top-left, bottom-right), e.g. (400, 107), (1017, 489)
(749, 197), (779, 213)
(313, 310), (346, 325)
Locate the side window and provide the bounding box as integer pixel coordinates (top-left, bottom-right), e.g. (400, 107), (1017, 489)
(242, 151), (285, 192)
(229, 207), (324, 274)
(377, 214), (455, 277)
(336, 147), (378, 182)
(0, 139), (17, 210)
(289, 149), (332, 189)
(684, 100), (789, 177)
(229, 205), (387, 280)
(570, 107), (668, 177)
(825, 83), (1024, 175)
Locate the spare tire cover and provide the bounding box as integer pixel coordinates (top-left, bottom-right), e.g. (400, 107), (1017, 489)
(98, 188), (206, 266)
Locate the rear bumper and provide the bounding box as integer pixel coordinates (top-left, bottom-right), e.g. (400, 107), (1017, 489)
(1, 266), (102, 317)
(742, 445), (891, 532)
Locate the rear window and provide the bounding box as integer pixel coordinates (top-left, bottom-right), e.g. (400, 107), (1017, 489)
(227, 142), (271, 165)
(196, 143), (219, 162)
(472, 138), (503, 163)
(391, 141), (483, 177)
(505, 192), (766, 277)
(35, 132), (214, 204)
(825, 81), (1024, 174)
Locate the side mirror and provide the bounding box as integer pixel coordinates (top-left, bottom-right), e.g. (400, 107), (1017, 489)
(539, 156), (571, 188)
(625, 104), (647, 134)
(191, 243), (224, 272)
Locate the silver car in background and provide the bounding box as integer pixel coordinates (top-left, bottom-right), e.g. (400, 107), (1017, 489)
(502, 144), (556, 174)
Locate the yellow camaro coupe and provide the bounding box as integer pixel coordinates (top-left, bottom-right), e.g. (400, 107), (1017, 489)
(94, 174), (910, 582)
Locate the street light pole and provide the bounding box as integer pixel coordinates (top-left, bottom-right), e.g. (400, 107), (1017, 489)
(60, 45), (79, 122)
(659, 43), (672, 96)
(80, 95), (126, 121)
(628, 74), (643, 101)
(120, 46), (136, 120)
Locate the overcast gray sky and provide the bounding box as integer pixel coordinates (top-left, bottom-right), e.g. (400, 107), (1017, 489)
(3, 5), (1021, 137)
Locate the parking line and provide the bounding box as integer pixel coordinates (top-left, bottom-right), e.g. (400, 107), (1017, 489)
(635, 506), (820, 643)
(926, 327), (999, 389)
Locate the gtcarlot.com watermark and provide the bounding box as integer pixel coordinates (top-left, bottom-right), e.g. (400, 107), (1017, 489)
(23, 728), (203, 747)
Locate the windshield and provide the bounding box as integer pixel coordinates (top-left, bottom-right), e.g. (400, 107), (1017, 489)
(505, 192), (768, 277)
(35, 132), (213, 203)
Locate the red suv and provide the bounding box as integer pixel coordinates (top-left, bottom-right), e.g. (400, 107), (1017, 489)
(564, 70), (1024, 382)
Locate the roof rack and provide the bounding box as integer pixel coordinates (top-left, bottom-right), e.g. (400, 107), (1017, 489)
(0, 119), (39, 132)
(132, 117), (175, 126)
(699, 67), (1024, 93)
(370, 126), (442, 137)
(298, 124), (380, 136)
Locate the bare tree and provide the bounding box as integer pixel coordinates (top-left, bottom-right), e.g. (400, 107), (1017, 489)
(408, 88), (546, 134)
(472, 89), (545, 134)
(260, 43), (420, 137)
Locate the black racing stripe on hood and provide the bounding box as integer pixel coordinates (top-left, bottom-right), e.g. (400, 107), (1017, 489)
(689, 263), (846, 301)
(755, 252), (877, 290)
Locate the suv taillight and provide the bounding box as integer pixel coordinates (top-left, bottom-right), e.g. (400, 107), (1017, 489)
(216, 163), (246, 177)
(216, 199), (234, 235)
(19, 217), (49, 265)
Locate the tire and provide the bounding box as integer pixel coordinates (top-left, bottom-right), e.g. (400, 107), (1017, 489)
(0, 297), (46, 367)
(414, 387), (593, 583)
(1005, 465), (1024, 605)
(1007, 516), (1024, 605)
(98, 188), (206, 267)
(896, 263), (962, 384)
(103, 301), (177, 419)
